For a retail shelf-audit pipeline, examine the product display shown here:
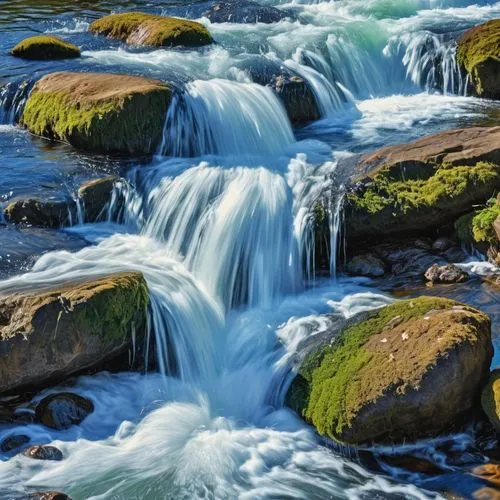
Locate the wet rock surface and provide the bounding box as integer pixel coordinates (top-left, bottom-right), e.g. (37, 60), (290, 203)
(78, 176), (118, 223)
(23, 445), (63, 461)
(35, 392), (94, 430)
(0, 434), (30, 452)
(424, 263), (469, 284)
(203, 0), (293, 24)
(4, 198), (76, 228)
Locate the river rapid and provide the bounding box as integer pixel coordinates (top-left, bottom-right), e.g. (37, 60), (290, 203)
(0, 0), (499, 498)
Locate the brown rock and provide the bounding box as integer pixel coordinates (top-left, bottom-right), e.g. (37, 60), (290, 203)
(35, 392), (94, 430)
(424, 263), (469, 284)
(78, 176), (118, 222)
(29, 493), (71, 500)
(24, 445), (63, 461)
(5, 198), (75, 228)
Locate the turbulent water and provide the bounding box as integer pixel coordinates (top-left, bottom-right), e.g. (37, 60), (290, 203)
(0, 0), (500, 498)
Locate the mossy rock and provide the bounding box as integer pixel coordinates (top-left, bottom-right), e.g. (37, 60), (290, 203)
(4, 198), (76, 228)
(89, 12), (213, 47)
(11, 35), (80, 60)
(481, 369), (500, 432)
(457, 20), (500, 99)
(0, 272), (149, 394)
(287, 296), (492, 444)
(21, 72), (171, 154)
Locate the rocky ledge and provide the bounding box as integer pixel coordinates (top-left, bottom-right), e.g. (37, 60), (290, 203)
(0, 272), (149, 394)
(287, 296), (492, 444)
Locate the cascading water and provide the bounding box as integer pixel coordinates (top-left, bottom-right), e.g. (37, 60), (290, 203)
(0, 80), (32, 125)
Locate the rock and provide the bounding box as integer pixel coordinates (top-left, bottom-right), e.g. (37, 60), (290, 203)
(240, 57), (319, 124)
(89, 12), (213, 47)
(23, 445), (63, 461)
(11, 35), (80, 60)
(203, 0), (291, 24)
(457, 20), (500, 99)
(78, 176), (118, 222)
(5, 198), (75, 228)
(482, 370), (500, 432)
(473, 463), (500, 487)
(286, 296), (492, 444)
(346, 254), (386, 277)
(0, 434), (30, 452)
(21, 72), (172, 155)
(432, 236), (455, 252)
(424, 264), (469, 284)
(345, 127), (500, 241)
(381, 454), (444, 475)
(474, 488), (500, 500)
(35, 393), (94, 430)
(29, 493), (71, 500)
(0, 272), (148, 394)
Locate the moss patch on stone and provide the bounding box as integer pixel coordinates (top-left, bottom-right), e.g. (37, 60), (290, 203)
(89, 12), (213, 47)
(455, 202), (500, 245)
(481, 369), (500, 432)
(288, 296), (490, 442)
(21, 72), (171, 154)
(11, 35), (80, 60)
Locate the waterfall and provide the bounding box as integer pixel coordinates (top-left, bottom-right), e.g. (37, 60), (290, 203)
(0, 80), (33, 125)
(157, 79), (295, 158)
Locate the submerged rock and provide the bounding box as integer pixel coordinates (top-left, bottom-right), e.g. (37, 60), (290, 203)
(0, 272), (149, 394)
(35, 392), (94, 430)
(11, 35), (80, 60)
(457, 20), (500, 99)
(345, 127), (500, 242)
(203, 0), (292, 24)
(78, 176), (118, 222)
(287, 296), (492, 444)
(346, 254), (386, 277)
(424, 263), (469, 284)
(21, 72), (172, 155)
(23, 445), (63, 461)
(0, 434), (30, 453)
(89, 12), (213, 47)
(481, 369), (500, 432)
(29, 493), (71, 500)
(4, 198), (75, 228)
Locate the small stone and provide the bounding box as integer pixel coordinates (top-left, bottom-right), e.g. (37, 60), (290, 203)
(0, 434), (30, 452)
(346, 254), (386, 277)
(432, 236), (455, 252)
(29, 492), (71, 500)
(35, 393), (94, 430)
(23, 445), (63, 461)
(424, 263), (469, 284)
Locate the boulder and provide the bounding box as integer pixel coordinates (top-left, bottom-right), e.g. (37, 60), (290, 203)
(240, 57), (320, 124)
(21, 72), (172, 155)
(0, 272), (148, 394)
(11, 35), (80, 60)
(23, 445), (63, 461)
(203, 0), (292, 24)
(424, 263), (469, 284)
(4, 198), (75, 228)
(457, 20), (500, 99)
(287, 297), (492, 444)
(78, 176), (118, 222)
(346, 254), (386, 277)
(481, 369), (500, 432)
(89, 12), (213, 47)
(29, 493), (71, 500)
(35, 392), (94, 430)
(345, 127), (500, 241)
(0, 434), (30, 453)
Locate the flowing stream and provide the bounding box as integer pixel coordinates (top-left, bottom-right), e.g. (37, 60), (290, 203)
(0, 0), (499, 498)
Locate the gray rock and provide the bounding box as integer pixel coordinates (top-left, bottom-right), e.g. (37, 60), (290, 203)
(346, 254), (386, 277)
(424, 263), (469, 284)
(0, 434), (30, 452)
(35, 393), (94, 430)
(23, 445), (63, 461)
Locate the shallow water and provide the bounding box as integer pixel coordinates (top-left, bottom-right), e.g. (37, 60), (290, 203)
(0, 0), (499, 498)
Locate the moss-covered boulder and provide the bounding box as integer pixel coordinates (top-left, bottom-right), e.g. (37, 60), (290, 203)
(457, 20), (500, 99)
(481, 369), (500, 432)
(5, 198), (76, 228)
(21, 72), (172, 154)
(0, 272), (149, 394)
(89, 12), (213, 47)
(345, 127), (500, 242)
(287, 297), (492, 444)
(11, 35), (80, 60)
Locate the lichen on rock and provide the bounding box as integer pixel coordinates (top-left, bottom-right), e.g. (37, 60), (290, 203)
(481, 369), (500, 432)
(11, 35), (80, 60)
(89, 12), (213, 47)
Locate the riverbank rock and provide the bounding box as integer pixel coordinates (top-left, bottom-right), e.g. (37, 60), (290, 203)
(240, 57), (320, 124)
(78, 176), (118, 222)
(24, 445), (63, 461)
(0, 434), (30, 453)
(203, 0), (292, 23)
(35, 392), (94, 430)
(345, 127), (500, 242)
(89, 12), (213, 47)
(286, 297), (492, 444)
(0, 272), (148, 394)
(481, 370), (500, 432)
(457, 20), (500, 99)
(4, 198), (75, 228)
(11, 35), (80, 60)
(346, 254), (386, 277)
(424, 263), (469, 284)
(21, 72), (171, 154)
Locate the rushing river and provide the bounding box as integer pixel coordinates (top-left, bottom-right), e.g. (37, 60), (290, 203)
(0, 0), (499, 498)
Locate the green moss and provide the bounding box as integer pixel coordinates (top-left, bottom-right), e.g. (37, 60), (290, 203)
(89, 12), (213, 47)
(481, 369), (500, 432)
(11, 35), (80, 60)
(290, 297), (464, 440)
(472, 204), (500, 243)
(455, 212), (474, 244)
